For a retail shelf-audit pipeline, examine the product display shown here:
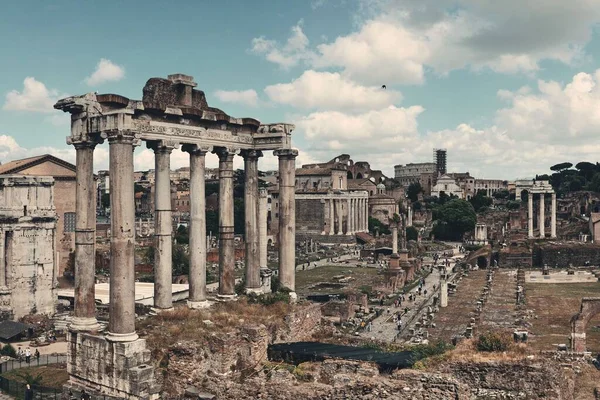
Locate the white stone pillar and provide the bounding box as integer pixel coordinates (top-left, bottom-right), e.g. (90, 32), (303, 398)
(347, 197), (353, 235)
(215, 147), (236, 298)
(364, 198), (369, 232)
(440, 279), (448, 307)
(243, 150), (262, 293)
(551, 192), (557, 238)
(71, 139), (100, 331)
(258, 188), (268, 268)
(407, 206), (413, 227)
(148, 140), (175, 311)
(106, 131), (138, 343)
(392, 225), (398, 254)
(528, 194), (534, 238)
(539, 193), (545, 238)
(336, 198), (344, 235)
(275, 149), (298, 292)
(184, 144), (210, 308)
(329, 198), (335, 235)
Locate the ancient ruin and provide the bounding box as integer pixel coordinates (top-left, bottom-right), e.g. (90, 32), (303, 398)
(54, 73), (298, 399)
(0, 175), (57, 320)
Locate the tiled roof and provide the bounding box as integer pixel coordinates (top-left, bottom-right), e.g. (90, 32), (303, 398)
(0, 154), (76, 177)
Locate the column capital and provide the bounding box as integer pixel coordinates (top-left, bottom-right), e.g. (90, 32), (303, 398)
(105, 130), (140, 146)
(182, 143), (212, 155)
(241, 149), (264, 160)
(69, 135), (104, 149)
(274, 148), (298, 159)
(213, 146), (239, 160)
(146, 139), (178, 153)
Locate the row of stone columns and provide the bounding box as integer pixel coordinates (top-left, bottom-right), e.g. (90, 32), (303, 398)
(323, 197), (368, 235)
(70, 131), (298, 341)
(527, 192), (556, 239)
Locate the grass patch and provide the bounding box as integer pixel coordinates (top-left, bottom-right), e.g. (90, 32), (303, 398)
(295, 266), (379, 295)
(2, 365), (68, 390)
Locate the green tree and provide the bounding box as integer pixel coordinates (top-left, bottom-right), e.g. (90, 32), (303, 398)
(368, 217), (390, 235)
(576, 161), (598, 181)
(432, 199), (476, 241)
(174, 225), (189, 244)
(469, 190), (493, 212)
(492, 189), (509, 199)
(206, 210), (219, 236)
(407, 182), (423, 203)
(172, 244), (190, 276)
(406, 226), (418, 241)
(101, 193), (110, 209)
(0, 343), (16, 358)
(550, 162), (573, 172)
(588, 172), (600, 193)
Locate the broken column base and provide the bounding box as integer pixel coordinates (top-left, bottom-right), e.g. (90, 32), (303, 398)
(66, 331), (160, 400)
(187, 300), (212, 309)
(399, 250), (414, 282)
(260, 268), (272, 294)
(386, 254), (405, 292)
(244, 287), (264, 295)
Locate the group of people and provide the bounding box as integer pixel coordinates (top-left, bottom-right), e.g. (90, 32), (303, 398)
(17, 346), (39, 363)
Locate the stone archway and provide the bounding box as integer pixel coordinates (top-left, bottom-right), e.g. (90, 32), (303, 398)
(356, 172), (363, 179)
(571, 297), (600, 351)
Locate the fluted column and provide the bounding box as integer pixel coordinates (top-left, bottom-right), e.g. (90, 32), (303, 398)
(329, 198), (335, 235)
(148, 140), (176, 311)
(243, 150), (262, 293)
(528, 194), (534, 238)
(274, 149), (298, 292)
(539, 193), (545, 238)
(106, 130), (138, 342)
(551, 192), (557, 238)
(336, 198), (343, 235)
(184, 144), (210, 308)
(364, 198), (369, 232)
(258, 188), (268, 268)
(215, 147), (236, 298)
(358, 198), (363, 232)
(70, 139), (101, 332)
(347, 197), (353, 235)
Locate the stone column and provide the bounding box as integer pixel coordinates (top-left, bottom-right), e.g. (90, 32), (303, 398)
(551, 192), (557, 238)
(148, 140), (175, 311)
(358, 198), (364, 232)
(392, 224), (398, 254)
(106, 131), (138, 342)
(347, 197), (353, 235)
(274, 149), (298, 293)
(71, 140), (100, 332)
(336, 199), (344, 235)
(329, 198), (335, 235)
(184, 144), (210, 308)
(407, 206), (413, 227)
(215, 147), (236, 298)
(539, 193), (545, 238)
(258, 188), (268, 268)
(364, 198), (369, 232)
(528, 194), (534, 238)
(243, 150), (262, 293)
(440, 279), (448, 307)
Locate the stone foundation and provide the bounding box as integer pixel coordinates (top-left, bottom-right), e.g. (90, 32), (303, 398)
(66, 331), (160, 399)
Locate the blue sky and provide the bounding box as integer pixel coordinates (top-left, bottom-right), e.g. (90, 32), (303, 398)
(1, 0), (600, 179)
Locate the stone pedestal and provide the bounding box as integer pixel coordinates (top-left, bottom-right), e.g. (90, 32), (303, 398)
(386, 254), (404, 291)
(260, 268), (272, 294)
(440, 280), (448, 307)
(399, 250), (413, 282)
(66, 331), (159, 399)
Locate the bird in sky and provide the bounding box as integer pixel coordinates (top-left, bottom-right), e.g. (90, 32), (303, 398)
(381, 85), (386, 89)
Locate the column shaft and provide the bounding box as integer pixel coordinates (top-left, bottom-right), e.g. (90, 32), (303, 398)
(358, 199), (363, 232)
(329, 198), (335, 235)
(551, 193), (557, 238)
(151, 143), (173, 310)
(216, 149), (235, 297)
(528, 195), (534, 238)
(186, 146), (208, 305)
(347, 198), (353, 235)
(275, 149), (298, 292)
(539, 193), (545, 238)
(243, 151), (262, 291)
(72, 143), (99, 331)
(107, 132), (138, 342)
(336, 199), (343, 235)
(392, 225), (398, 254)
(258, 189), (268, 268)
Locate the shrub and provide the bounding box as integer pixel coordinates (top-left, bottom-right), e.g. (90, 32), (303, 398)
(1, 343), (17, 358)
(476, 331), (512, 352)
(248, 291), (290, 306)
(409, 341), (453, 365)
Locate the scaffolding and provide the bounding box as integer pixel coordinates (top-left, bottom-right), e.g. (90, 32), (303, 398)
(434, 148), (447, 175)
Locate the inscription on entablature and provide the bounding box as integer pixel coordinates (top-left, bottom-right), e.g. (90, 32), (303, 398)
(133, 121), (254, 144)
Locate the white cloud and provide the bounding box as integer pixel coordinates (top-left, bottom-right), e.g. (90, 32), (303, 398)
(3, 77), (62, 113)
(84, 59), (125, 86)
(252, 1), (600, 84)
(265, 70), (402, 111)
(286, 69), (600, 179)
(213, 89), (259, 107)
(250, 21), (314, 69)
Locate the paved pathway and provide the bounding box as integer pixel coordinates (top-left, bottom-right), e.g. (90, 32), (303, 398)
(359, 267), (441, 342)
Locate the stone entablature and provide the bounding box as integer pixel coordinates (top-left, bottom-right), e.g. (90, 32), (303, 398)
(515, 180), (556, 239)
(0, 175), (57, 320)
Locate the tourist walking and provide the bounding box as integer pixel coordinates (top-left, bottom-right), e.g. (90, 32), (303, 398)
(24, 384), (33, 400)
(25, 347), (31, 363)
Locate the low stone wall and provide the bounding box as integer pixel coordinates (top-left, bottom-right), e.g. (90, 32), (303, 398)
(533, 242), (600, 267)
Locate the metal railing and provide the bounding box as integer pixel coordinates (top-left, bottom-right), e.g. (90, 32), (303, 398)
(0, 354), (66, 399)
